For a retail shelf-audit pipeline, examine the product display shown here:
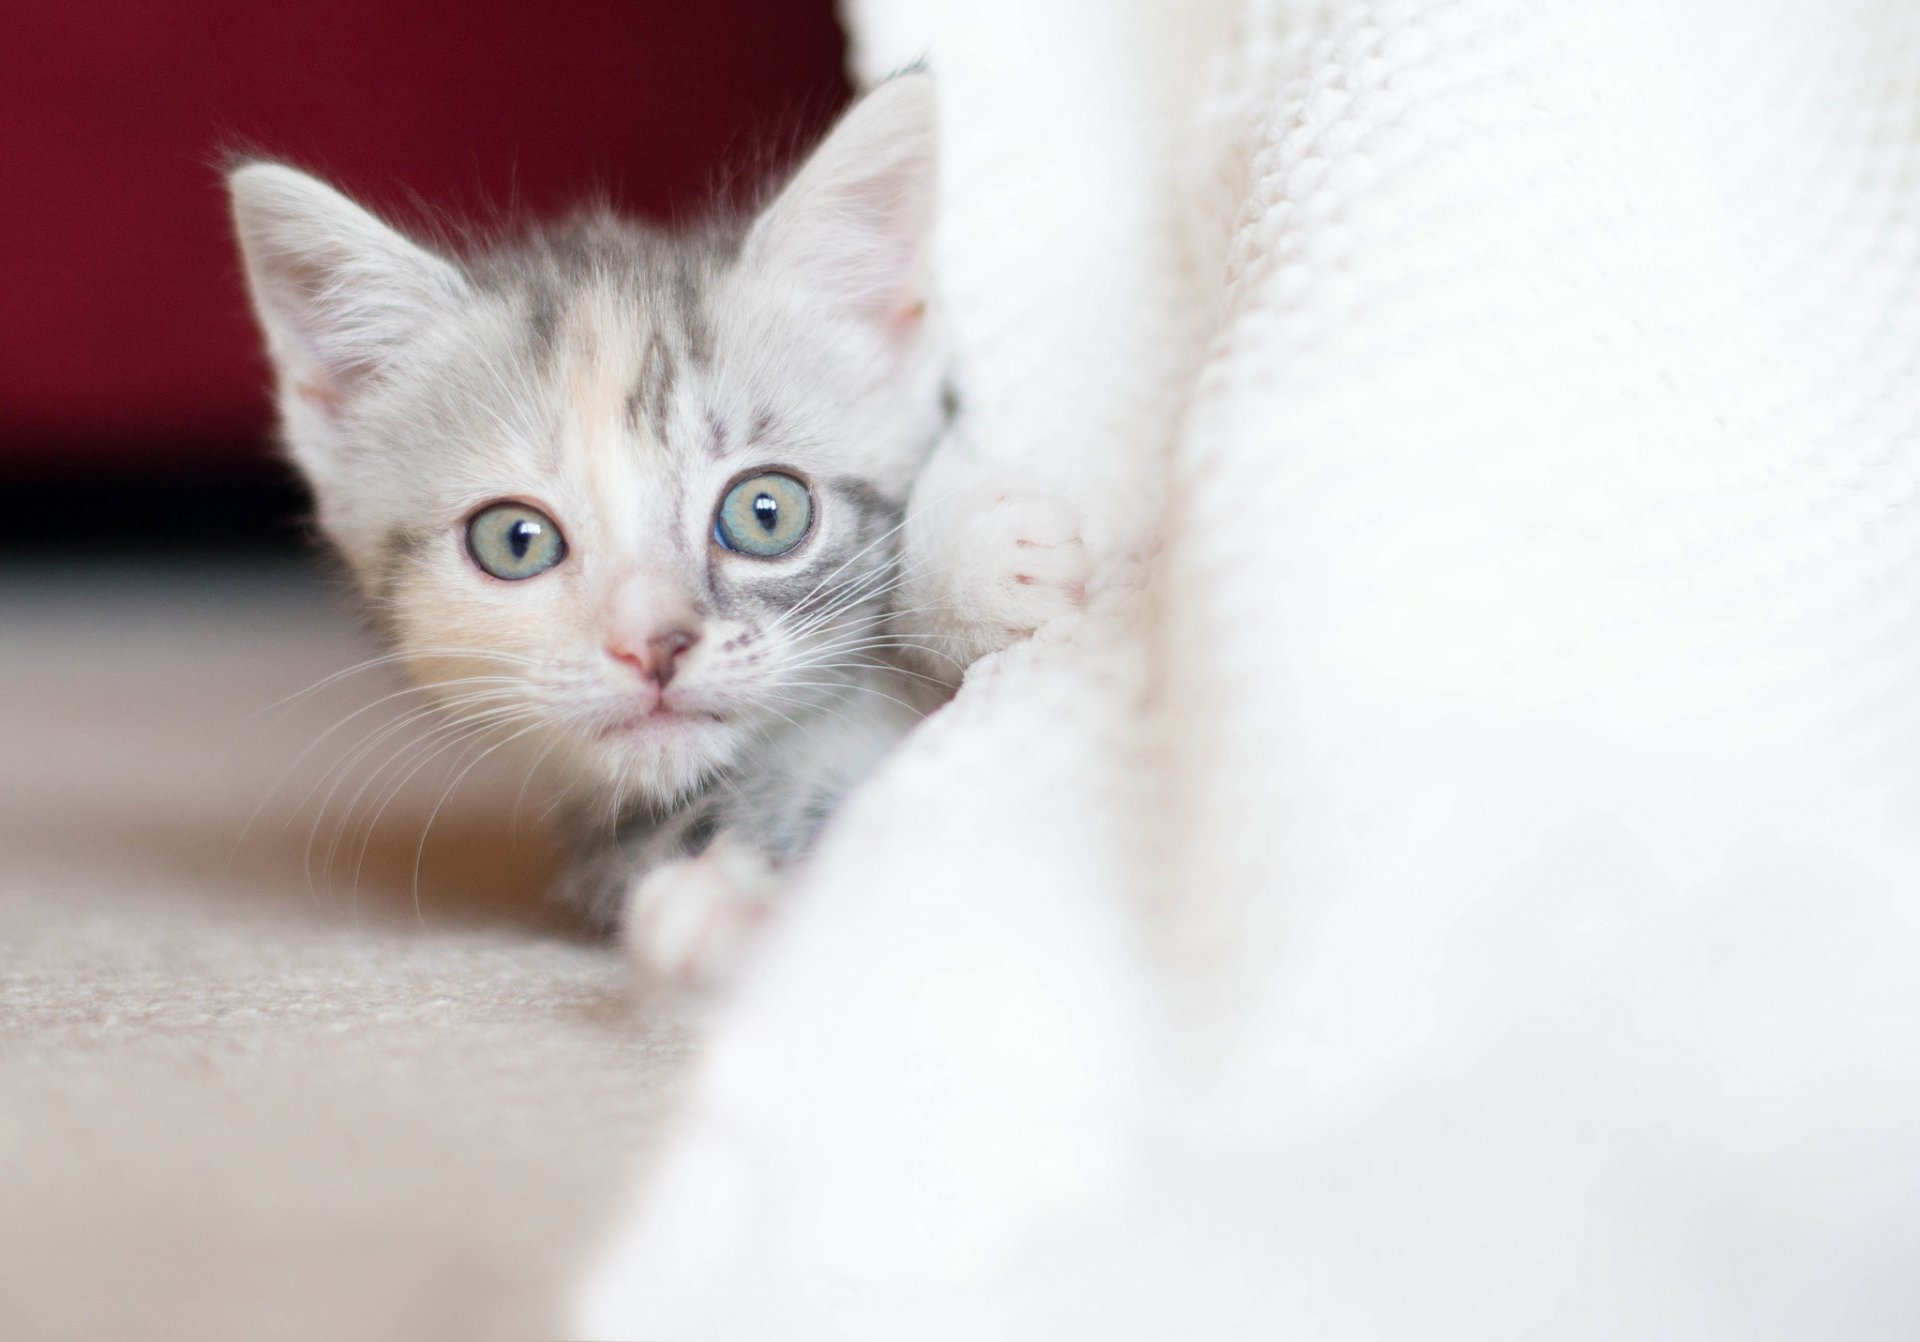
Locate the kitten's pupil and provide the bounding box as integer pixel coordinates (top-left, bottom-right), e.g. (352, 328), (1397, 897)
(753, 493), (779, 533)
(509, 519), (539, 559)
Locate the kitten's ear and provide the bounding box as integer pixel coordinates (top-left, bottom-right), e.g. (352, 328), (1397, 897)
(746, 72), (938, 338)
(228, 162), (469, 417)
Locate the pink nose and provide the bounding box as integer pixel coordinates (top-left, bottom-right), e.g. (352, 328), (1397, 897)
(609, 627), (700, 687)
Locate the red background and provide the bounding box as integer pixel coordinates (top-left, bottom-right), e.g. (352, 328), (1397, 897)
(2, 0), (849, 471)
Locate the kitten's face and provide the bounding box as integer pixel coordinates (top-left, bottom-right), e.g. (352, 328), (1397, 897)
(362, 258), (931, 797)
(232, 76), (943, 799)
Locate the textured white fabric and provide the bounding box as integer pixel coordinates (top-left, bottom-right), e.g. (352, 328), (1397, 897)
(580, 1), (1920, 1336)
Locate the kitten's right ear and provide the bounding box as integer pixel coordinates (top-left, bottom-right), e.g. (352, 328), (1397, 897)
(228, 162), (469, 418)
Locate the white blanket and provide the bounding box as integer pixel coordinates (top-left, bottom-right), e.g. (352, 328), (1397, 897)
(581, 1), (1920, 1335)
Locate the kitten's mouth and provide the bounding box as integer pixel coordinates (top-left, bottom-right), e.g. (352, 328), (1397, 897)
(596, 702), (726, 739)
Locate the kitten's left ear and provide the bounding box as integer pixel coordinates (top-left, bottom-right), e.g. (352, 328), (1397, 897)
(746, 71), (938, 339)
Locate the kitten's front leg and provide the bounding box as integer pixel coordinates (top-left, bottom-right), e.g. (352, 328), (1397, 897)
(555, 811), (780, 988)
(621, 834), (782, 988)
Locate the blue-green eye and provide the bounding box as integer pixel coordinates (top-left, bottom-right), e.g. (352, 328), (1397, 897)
(466, 502), (567, 580)
(714, 472), (813, 558)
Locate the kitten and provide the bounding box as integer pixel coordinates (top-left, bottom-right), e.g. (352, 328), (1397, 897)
(229, 74), (1085, 982)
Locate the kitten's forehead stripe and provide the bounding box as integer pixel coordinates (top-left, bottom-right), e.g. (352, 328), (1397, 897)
(671, 259), (714, 366)
(524, 289), (560, 361)
(468, 212), (738, 397)
(630, 331), (676, 443)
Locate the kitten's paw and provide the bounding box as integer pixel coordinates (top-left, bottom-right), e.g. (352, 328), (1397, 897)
(623, 841), (779, 989)
(914, 488), (1091, 671)
(984, 492), (1092, 622)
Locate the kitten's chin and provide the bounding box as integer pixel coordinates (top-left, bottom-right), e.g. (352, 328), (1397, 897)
(585, 711), (747, 800)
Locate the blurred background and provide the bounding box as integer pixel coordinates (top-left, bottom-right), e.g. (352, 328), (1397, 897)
(4, 0), (849, 556)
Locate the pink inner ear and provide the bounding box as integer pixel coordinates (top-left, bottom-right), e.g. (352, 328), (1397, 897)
(295, 377), (344, 416)
(829, 163), (931, 336)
